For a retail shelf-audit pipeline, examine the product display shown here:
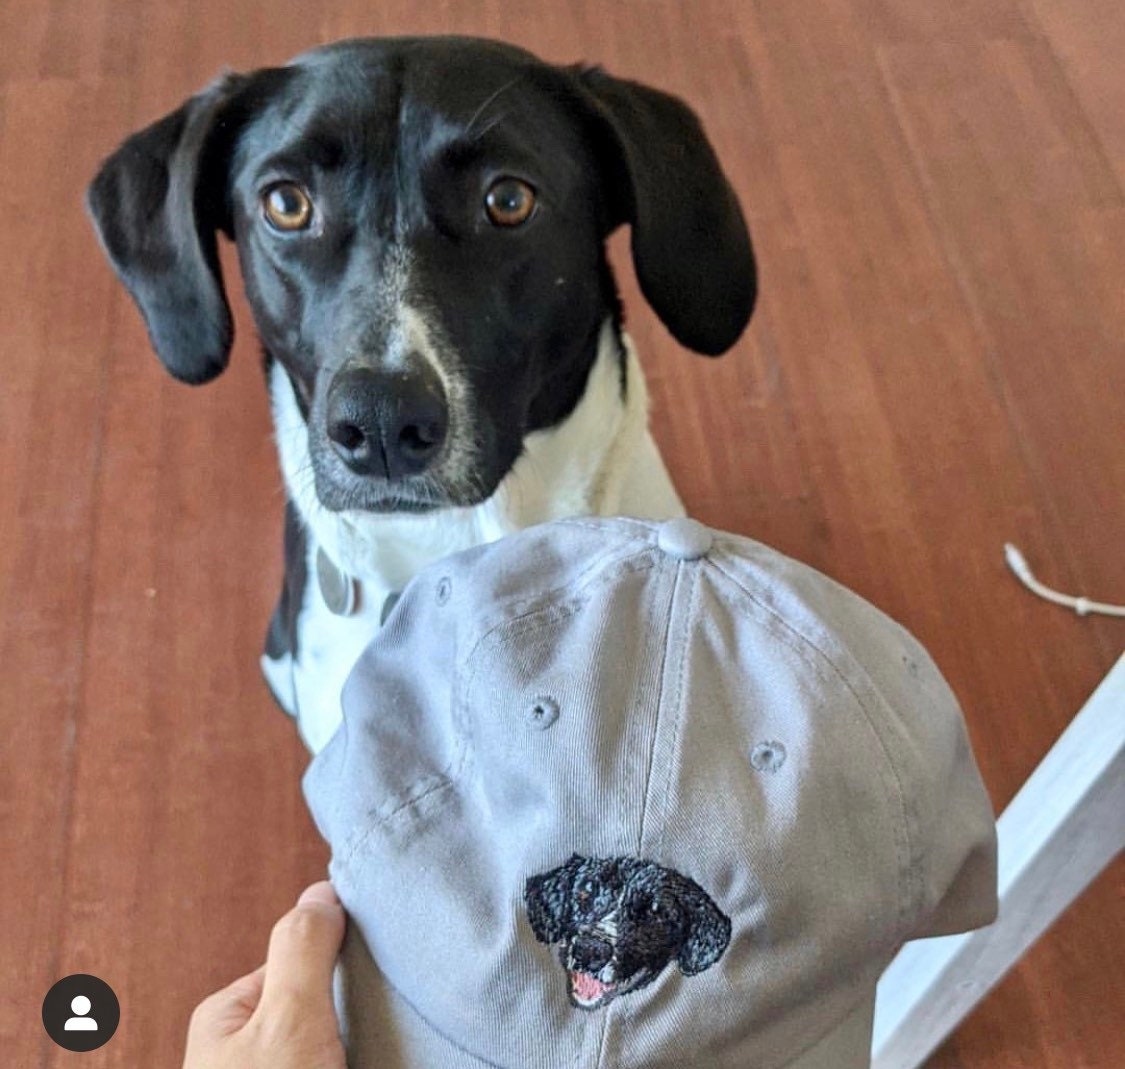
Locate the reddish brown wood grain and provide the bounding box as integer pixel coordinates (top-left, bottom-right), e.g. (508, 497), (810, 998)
(1, 2), (1121, 1067)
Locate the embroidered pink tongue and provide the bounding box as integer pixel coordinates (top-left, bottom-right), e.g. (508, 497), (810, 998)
(571, 972), (611, 1002)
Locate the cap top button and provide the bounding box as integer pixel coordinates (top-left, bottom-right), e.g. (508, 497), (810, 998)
(657, 518), (713, 561)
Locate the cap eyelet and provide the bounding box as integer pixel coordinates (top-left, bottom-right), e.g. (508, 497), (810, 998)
(436, 577), (452, 605)
(750, 741), (787, 773)
(526, 696), (559, 729)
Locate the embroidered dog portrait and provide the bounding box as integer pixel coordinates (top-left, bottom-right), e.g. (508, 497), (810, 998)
(524, 854), (731, 1010)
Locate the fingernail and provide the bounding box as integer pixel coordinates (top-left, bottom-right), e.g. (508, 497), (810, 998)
(297, 881), (340, 908)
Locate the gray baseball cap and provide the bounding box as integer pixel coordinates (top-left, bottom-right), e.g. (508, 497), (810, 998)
(304, 517), (997, 1069)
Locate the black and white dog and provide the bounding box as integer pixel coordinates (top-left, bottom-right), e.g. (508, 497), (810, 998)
(525, 854), (731, 1009)
(87, 37), (755, 751)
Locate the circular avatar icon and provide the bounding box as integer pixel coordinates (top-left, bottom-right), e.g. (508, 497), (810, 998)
(42, 974), (120, 1052)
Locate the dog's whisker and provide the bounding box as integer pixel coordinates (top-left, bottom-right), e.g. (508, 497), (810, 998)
(469, 110), (511, 144)
(463, 77), (521, 138)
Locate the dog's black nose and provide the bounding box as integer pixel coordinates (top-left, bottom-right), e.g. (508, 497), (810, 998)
(326, 365), (448, 479)
(570, 933), (614, 974)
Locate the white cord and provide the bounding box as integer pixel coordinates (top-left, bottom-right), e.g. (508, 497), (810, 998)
(1004, 543), (1125, 618)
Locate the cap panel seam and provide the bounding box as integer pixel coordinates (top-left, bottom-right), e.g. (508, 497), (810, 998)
(644, 560), (700, 861)
(588, 1004), (612, 1069)
(614, 564), (699, 1069)
(707, 557), (916, 941)
(554, 516), (656, 537)
(620, 564), (679, 870)
(458, 541), (657, 672)
(334, 776), (459, 873)
(661, 563), (701, 861)
(458, 552), (660, 678)
(635, 561), (683, 857)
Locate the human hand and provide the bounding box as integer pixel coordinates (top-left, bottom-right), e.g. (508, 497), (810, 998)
(182, 881), (347, 1069)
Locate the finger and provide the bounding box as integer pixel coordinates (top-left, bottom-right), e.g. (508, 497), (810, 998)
(256, 882), (345, 1019)
(218, 964), (268, 1018)
(189, 965), (266, 1038)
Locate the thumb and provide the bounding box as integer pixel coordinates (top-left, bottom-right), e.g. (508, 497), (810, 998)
(255, 881), (346, 1020)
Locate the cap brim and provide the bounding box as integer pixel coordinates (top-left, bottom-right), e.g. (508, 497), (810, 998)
(335, 927), (875, 1069)
(336, 925), (494, 1068)
(784, 993), (875, 1069)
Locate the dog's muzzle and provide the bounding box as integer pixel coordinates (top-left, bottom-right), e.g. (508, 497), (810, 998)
(569, 932), (614, 974)
(565, 932), (621, 1008)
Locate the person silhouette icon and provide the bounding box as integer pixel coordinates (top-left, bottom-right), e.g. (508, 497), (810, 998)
(43, 974), (118, 1051)
(63, 995), (98, 1031)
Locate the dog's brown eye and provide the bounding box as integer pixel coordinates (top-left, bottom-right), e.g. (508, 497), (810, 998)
(485, 178), (536, 227)
(263, 182), (313, 232)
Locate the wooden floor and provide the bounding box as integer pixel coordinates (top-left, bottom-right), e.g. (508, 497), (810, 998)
(1, 1), (1122, 1066)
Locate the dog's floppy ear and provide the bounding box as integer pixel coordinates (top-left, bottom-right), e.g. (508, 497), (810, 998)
(524, 854), (583, 945)
(86, 69), (285, 384)
(573, 67), (756, 356)
(676, 879), (732, 976)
